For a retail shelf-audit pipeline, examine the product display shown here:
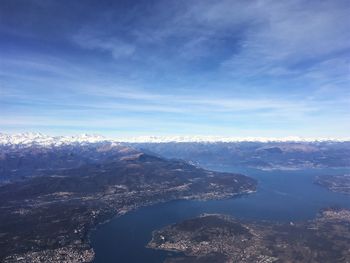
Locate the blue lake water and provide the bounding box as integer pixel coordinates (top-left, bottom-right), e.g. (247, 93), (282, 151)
(91, 167), (350, 263)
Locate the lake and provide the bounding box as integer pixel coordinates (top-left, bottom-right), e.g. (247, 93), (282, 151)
(91, 167), (350, 263)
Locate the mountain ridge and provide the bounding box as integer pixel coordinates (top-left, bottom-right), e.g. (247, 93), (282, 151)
(1, 132), (350, 146)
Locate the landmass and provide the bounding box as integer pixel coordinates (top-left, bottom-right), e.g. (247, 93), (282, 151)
(148, 209), (350, 263)
(315, 174), (350, 194)
(130, 141), (350, 170)
(0, 145), (256, 262)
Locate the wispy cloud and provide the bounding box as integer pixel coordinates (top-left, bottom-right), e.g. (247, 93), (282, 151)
(0, 0), (349, 137)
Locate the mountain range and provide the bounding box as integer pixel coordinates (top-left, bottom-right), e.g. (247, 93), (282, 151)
(1, 133), (349, 147)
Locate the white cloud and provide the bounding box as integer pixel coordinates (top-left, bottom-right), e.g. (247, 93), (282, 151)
(218, 0), (350, 77)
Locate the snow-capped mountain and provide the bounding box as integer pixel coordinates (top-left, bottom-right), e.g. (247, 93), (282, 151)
(113, 135), (350, 143)
(1, 132), (350, 185)
(1, 133), (349, 147)
(0, 132), (107, 147)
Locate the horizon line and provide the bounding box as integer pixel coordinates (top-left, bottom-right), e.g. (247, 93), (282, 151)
(1, 132), (350, 144)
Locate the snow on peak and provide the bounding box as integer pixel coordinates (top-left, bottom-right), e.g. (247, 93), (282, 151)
(113, 135), (350, 143)
(1, 133), (349, 147)
(0, 133), (107, 147)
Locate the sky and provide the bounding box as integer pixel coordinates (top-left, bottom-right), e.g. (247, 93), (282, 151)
(0, 0), (349, 138)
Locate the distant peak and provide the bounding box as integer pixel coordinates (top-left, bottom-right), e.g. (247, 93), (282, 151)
(113, 135), (350, 143)
(0, 133), (108, 147)
(1, 133), (349, 146)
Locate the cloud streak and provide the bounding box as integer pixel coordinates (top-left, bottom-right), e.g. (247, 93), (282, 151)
(0, 0), (349, 137)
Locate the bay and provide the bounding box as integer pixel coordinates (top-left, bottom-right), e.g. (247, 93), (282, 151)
(91, 167), (350, 263)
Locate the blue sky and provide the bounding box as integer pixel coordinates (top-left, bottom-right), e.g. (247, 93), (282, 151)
(0, 0), (349, 137)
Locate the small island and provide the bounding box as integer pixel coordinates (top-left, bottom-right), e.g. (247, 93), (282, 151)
(148, 209), (350, 262)
(315, 174), (350, 194)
